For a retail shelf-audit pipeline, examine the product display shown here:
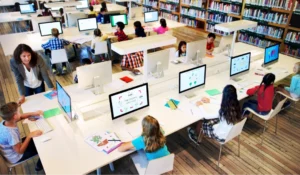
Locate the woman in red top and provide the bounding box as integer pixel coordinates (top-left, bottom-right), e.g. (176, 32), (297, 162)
(242, 73), (275, 116)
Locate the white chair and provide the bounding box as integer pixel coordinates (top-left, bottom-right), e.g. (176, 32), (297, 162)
(244, 97), (287, 145)
(276, 91), (299, 116)
(92, 41), (109, 60)
(51, 49), (71, 73)
(130, 150), (174, 175)
(0, 154), (37, 174)
(215, 117), (247, 169)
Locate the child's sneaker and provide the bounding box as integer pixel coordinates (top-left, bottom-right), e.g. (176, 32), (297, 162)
(62, 66), (67, 74)
(52, 68), (57, 74)
(187, 127), (199, 145)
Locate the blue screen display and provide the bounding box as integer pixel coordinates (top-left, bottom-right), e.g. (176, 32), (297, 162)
(56, 81), (72, 120)
(264, 44), (279, 65)
(20, 4), (35, 14)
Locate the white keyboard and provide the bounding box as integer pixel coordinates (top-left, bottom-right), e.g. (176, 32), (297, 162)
(36, 118), (53, 133)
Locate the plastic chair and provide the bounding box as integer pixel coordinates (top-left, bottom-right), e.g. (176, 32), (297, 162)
(215, 117), (247, 169)
(51, 49), (71, 72)
(244, 97), (287, 145)
(0, 154), (37, 174)
(130, 150), (174, 175)
(92, 41), (109, 60)
(276, 91), (299, 116)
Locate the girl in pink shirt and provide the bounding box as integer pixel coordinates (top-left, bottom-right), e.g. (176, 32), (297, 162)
(153, 18), (169, 34)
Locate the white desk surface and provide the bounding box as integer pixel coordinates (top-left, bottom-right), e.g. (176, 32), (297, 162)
(215, 20), (258, 32)
(0, 0), (28, 7)
(44, 1), (82, 8)
(0, 10), (43, 23)
(0, 17), (185, 56)
(65, 4), (126, 14)
(21, 50), (298, 174)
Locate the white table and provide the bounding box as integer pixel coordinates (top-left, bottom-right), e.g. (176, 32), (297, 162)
(21, 48), (298, 174)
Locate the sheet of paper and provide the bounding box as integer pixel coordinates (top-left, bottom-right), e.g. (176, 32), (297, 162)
(43, 108), (61, 119)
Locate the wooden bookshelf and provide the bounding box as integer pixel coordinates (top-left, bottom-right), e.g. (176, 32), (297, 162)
(288, 26), (300, 32)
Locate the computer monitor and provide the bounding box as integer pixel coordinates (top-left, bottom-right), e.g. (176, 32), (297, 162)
(144, 11), (159, 23)
(19, 4), (36, 14)
(76, 61), (112, 89)
(147, 49), (170, 77)
(109, 83), (149, 120)
(110, 14), (128, 27)
(56, 81), (72, 122)
(77, 18), (97, 31)
(215, 35), (233, 54)
(179, 65), (206, 94)
(186, 40), (207, 64)
(76, 0), (89, 9)
(131, 7), (143, 19)
(230, 52), (251, 80)
(263, 43), (279, 68)
(38, 21), (63, 36)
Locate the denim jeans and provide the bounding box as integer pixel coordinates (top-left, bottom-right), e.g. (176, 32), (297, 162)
(243, 100), (271, 116)
(17, 138), (42, 169)
(25, 82), (45, 97)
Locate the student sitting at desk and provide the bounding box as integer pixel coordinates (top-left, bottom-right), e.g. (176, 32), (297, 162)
(118, 115), (170, 160)
(134, 21), (146, 37)
(88, 28), (108, 61)
(0, 102), (44, 171)
(10, 44), (54, 105)
(206, 33), (216, 56)
(175, 41), (187, 57)
(88, 6), (97, 16)
(96, 8), (106, 24)
(153, 19), (168, 34)
(187, 85), (243, 145)
(101, 1), (108, 12)
(41, 28), (71, 74)
(114, 22), (128, 42)
(243, 73), (275, 116)
(59, 8), (65, 25)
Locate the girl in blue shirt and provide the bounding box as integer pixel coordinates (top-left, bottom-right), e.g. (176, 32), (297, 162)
(118, 115), (170, 160)
(277, 62), (300, 99)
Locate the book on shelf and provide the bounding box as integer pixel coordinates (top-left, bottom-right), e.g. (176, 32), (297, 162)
(209, 2), (241, 14)
(246, 25), (283, 38)
(160, 2), (177, 11)
(245, 0), (292, 9)
(238, 32), (276, 48)
(181, 7), (206, 18)
(180, 17), (198, 27)
(285, 31), (300, 43)
(160, 11), (179, 21)
(207, 13), (233, 23)
(143, 0), (158, 7)
(181, 0), (204, 7)
(243, 8), (288, 24)
(284, 44), (300, 58)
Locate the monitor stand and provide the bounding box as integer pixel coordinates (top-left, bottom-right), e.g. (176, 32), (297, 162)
(92, 86), (104, 95)
(125, 116), (138, 124)
(231, 77), (242, 82)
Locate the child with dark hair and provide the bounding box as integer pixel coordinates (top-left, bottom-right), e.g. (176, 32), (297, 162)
(176, 41), (187, 57)
(101, 1), (108, 12)
(206, 33), (216, 55)
(153, 18), (168, 34)
(88, 5), (97, 16)
(96, 8), (106, 23)
(134, 21), (146, 37)
(187, 85), (242, 144)
(114, 22), (128, 41)
(243, 73), (276, 116)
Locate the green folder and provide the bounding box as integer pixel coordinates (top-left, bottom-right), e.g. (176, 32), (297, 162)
(43, 108), (61, 119)
(205, 89), (221, 96)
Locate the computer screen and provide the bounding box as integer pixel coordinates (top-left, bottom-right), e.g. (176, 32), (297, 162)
(20, 4), (36, 14)
(77, 18), (97, 31)
(179, 65), (206, 93)
(144, 11), (159, 23)
(38, 21), (63, 36)
(56, 81), (72, 121)
(230, 52), (251, 77)
(264, 44), (279, 66)
(109, 83), (149, 120)
(76, 0), (89, 9)
(110, 14), (128, 27)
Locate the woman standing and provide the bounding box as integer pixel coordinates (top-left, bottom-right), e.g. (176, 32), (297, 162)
(10, 44), (54, 105)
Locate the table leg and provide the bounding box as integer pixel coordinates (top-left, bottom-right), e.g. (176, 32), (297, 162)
(143, 49), (148, 82)
(109, 163), (115, 171)
(97, 168), (101, 175)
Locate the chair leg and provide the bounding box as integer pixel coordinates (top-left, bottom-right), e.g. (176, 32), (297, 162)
(238, 135), (240, 157)
(275, 116), (278, 134)
(261, 121), (267, 145)
(97, 168), (101, 175)
(8, 167), (12, 175)
(217, 144), (223, 170)
(109, 163), (115, 172)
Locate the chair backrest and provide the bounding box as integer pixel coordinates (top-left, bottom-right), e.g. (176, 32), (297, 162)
(268, 97), (287, 120)
(145, 154), (175, 175)
(66, 12), (87, 27)
(31, 16), (54, 32)
(94, 41), (108, 55)
(51, 49), (68, 64)
(224, 117), (247, 144)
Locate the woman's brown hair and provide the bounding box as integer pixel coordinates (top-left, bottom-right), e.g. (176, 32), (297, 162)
(142, 115), (166, 153)
(13, 44), (38, 67)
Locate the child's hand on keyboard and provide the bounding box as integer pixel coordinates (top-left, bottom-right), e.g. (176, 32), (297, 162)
(29, 130), (43, 138)
(201, 97), (210, 103)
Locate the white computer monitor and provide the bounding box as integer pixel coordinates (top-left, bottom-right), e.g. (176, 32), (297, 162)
(263, 43), (279, 67)
(144, 11), (159, 23)
(77, 18), (97, 31)
(110, 14), (128, 27)
(131, 7), (143, 19)
(230, 52), (251, 80)
(76, 61), (112, 89)
(147, 49), (170, 76)
(56, 81), (73, 122)
(109, 83), (149, 120)
(38, 21), (63, 36)
(19, 4), (36, 14)
(215, 35), (233, 54)
(179, 65), (206, 94)
(186, 39), (207, 63)
(76, 0), (89, 9)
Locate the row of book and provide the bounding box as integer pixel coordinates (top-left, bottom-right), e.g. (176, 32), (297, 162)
(160, 11), (179, 21)
(181, 7), (206, 19)
(285, 31), (300, 43)
(207, 13), (233, 23)
(244, 9), (288, 24)
(283, 45), (300, 58)
(143, 7), (155, 11)
(246, 25), (284, 38)
(238, 33), (276, 48)
(209, 2), (241, 14)
(143, 0), (158, 7)
(160, 2), (178, 11)
(181, 0), (204, 7)
(133, 0), (143, 4)
(294, 0), (300, 12)
(167, 0), (180, 3)
(206, 23), (233, 36)
(180, 17), (198, 27)
(245, 0), (293, 9)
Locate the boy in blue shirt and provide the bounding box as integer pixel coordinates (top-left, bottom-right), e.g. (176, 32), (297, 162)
(96, 8), (106, 24)
(0, 102), (44, 171)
